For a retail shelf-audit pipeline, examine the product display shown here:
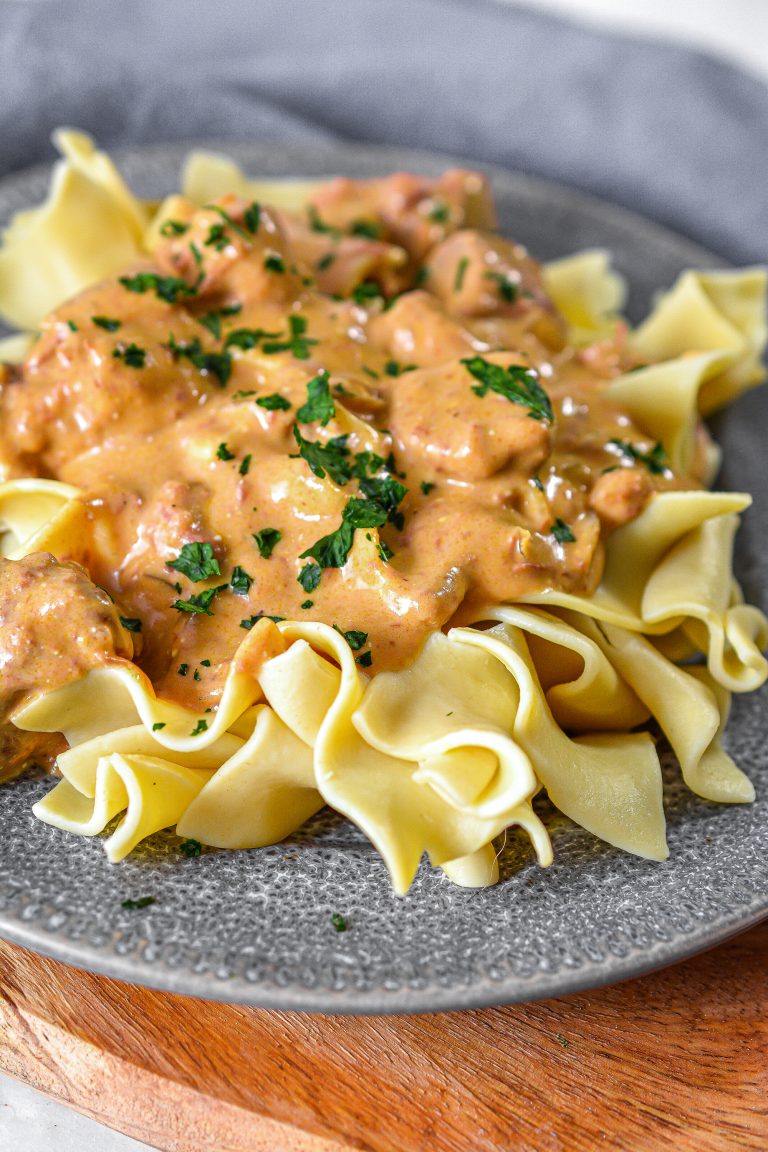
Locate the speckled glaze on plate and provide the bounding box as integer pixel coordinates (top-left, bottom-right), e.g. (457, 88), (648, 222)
(0, 141), (766, 1014)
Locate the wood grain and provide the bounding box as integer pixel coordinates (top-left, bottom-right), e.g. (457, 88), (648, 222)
(1, 926), (766, 1152)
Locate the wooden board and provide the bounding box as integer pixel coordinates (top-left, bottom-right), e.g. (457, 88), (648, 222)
(1, 926), (766, 1152)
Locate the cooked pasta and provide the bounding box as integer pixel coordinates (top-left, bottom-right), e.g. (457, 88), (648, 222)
(0, 131), (765, 892)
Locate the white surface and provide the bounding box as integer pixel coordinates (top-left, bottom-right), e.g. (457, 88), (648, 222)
(3, 2), (767, 1149)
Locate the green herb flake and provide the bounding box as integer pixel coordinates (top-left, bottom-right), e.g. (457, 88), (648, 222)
(152, 722), (166, 731)
(298, 562), (322, 593)
(292, 426), (352, 486)
(113, 343), (146, 369)
(172, 586), (224, 616)
(92, 315), (121, 332)
(300, 599), (314, 609)
(240, 612), (284, 630)
(351, 280), (383, 307)
(167, 542), (221, 582)
(168, 334), (231, 387)
(216, 442), (235, 461)
(205, 203), (253, 244)
(256, 392), (292, 411)
(608, 438), (670, 476)
(307, 205), (341, 238)
(356, 650), (373, 668)
(238, 454), (252, 477)
(190, 719), (208, 737)
(244, 202), (261, 234)
(296, 370), (335, 426)
(317, 252), (336, 271)
(189, 240), (204, 266)
(66, 320), (78, 332)
(200, 658), (211, 667)
(330, 912), (348, 932)
(178, 663), (189, 677)
(180, 838), (202, 857)
(261, 314), (318, 360)
(119, 616), (143, 633)
(454, 256), (469, 294)
(193, 668), (201, 681)
(461, 356), (553, 423)
(350, 219), (381, 239)
(333, 625), (368, 651)
(551, 518), (576, 544)
(300, 496), (388, 572)
(253, 528), (282, 559)
(119, 272), (197, 304)
(230, 565), (253, 595)
(204, 222), (229, 251)
(264, 253), (286, 274)
(420, 481), (435, 496)
(160, 219), (190, 237)
(121, 896), (155, 910)
(484, 270), (520, 303)
(531, 476), (545, 492)
(198, 303), (242, 340)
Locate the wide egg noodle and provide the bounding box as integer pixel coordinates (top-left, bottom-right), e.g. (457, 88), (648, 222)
(541, 249), (626, 345)
(0, 478), (84, 555)
(180, 150), (321, 213)
(448, 623), (668, 861)
(0, 130), (148, 330)
(628, 267), (768, 413)
(259, 623), (551, 894)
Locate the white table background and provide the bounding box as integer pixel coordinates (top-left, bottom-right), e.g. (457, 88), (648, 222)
(2, 2), (767, 1148)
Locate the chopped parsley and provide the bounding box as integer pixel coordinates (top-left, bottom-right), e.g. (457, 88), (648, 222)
(224, 327), (280, 351)
(240, 612), (284, 629)
(152, 722), (166, 731)
(204, 222), (229, 251)
(180, 838), (202, 857)
(193, 668), (201, 681)
(66, 320), (78, 332)
(168, 542), (221, 582)
(357, 474), (407, 530)
(256, 392), (292, 411)
(296, 370), (335, 425)
(172, 586), (225, 615)
(351, 280), (384, 307)
(377, 539), (394, 562)
(356, 650), (373, 668)
(384, 359), (416, 377)
(206, 203), (255, 244)
(244, 202), (261, 233)
(484, 270), (520, 303)
(551, 518), (576, 544)
(216, 442), (235, 461)
(198, 303), (242, 340)
(333, 625), (368, 651)
(253, 528), (282, 559)
(189, 240), (203, 266)
(298, 562), (322, 593)
(454, 256), (469, 293)
(292, 426), (352, 486)
(350, 219), (381, 239)
(531, 476), (545, 492)
(113, 343), (146, 369)
(427, 199), (449, 223)
(299, 497), (388, 572)
(121, 896), (155, 910)
(92, 315), (121, 332)
(300, 599), (314, 609)
(316, 252), (336, 271)
(264, 253), (286, 273)
(119, 616), (143, 633)
(230, 565), (253, 595)
(420, 481), (435, 496)
(330, 911), (348, 932)
(190, 719), (208, 737)
(307, 205), (341, 238)
(168, 335), (231, 387)
(200, 658), (211, 667)
(261, 314), (318, 360)
(608, 438), (669, 476)
(178, 664), (189, 677)
(461, 356), (553, 423)
(119, 272), (197, 304)
(159, 219), (190, 237)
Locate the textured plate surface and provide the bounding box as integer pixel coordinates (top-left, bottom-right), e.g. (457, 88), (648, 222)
(0, 141), (766, 1014)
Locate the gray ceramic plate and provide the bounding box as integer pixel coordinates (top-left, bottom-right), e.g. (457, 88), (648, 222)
(0, 141), (766, 1014)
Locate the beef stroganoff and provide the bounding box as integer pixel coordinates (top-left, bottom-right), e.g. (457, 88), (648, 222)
(0, 131), (765, 892)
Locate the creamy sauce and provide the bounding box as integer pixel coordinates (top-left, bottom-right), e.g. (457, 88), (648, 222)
(0, 170), (701, 750)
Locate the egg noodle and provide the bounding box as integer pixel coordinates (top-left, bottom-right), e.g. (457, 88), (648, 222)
(0, 131), (766, 892)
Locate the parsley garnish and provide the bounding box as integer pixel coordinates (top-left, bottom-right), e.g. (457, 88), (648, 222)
(384, 359), (416, 377)
(240, 612), (284, 629)
(172, 586), (225, 615)
(298, 562), (322, 593)
(420, 481), (435, 496)
(427, 200), (449, 223)
(204, 222), (229, 251)
(119, 616), (142, 633)
(193, 668), (201, 681)
(216, 442), (235, 461)
(168, 542), (221, 582)
(205, 204), (254, 244)
(531, 476), (545, 492)
(317, 252), (336, 271)
(377, 539), (393, 562)
(253, 528), (282, 559)
(551, 518), (576, 544)
(356, 650), (373, 668)
(264, 253), (286, 273)
(357, 475), (407, 529)
(483, 270), (520, 303)
(152, 722), (166, 731)
(198, 303), (242, 340)
(300, 599), (313, 609)
(461, 356), (553, 423)
(190, 719), (208, 737)
(307, 205), (341, 238)
(351, 280), (383, 307)
(180, 838), (202, 857)
(244, 202), (261, 233)
(350, 219), (381, 239)
(121, 896), (155, 910)
(333, 625), (368, 651)
(66, 319), (78, 331)
(113, 343), (146, 369)
(178, 663), (189, 677)
(168, 335), (231, 387)
(608, 438), (669, 476)
(160, 219), (189, 237)
(189, 241), (203, 266)
(296, 370), (335, 425)
(239, 454), (252, 476)
(92, 315), (121, 332)
(256, 392), (292, 411)
(224, 327), (281, 351)
(119, 272), (197, 304)
(454, 257), (469, 293)
(261, 315), (318, 360)
(300, 497), (388, 571)
(230, 566), (253, 595)
(330, 912), (348, 932)
(292, 426), (352, 486)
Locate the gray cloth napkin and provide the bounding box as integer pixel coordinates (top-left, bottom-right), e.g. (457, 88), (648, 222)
(1, 0), (767, 263)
